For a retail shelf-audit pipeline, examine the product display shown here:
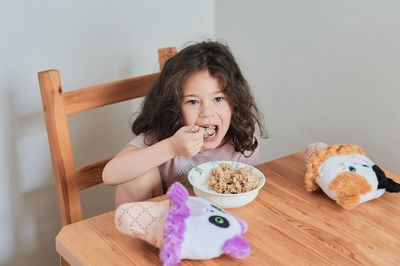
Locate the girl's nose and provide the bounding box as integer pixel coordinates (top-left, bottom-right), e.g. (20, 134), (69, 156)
(199, 102), (215, 118)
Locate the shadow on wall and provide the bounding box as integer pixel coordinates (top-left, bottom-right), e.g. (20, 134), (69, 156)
(2, 89), (140, 265)
(2, 92), (61, 265)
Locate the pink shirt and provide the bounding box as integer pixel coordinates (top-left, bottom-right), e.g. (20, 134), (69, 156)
(129, 133), (259, 190)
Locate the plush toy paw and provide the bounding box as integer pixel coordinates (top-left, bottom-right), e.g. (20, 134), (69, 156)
(115, 182), (250, 266)
(304, 143), (400, 209)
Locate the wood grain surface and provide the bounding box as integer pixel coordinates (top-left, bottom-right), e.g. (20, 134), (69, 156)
(56, 152), (400, 265)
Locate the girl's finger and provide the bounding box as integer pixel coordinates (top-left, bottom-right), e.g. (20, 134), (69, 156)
(195, 126), (204, 135)
(192, 125), (201, 133)
(187, 125), (198, 133)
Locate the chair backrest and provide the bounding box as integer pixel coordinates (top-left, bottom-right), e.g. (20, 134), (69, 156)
(38, 47), (177, 226)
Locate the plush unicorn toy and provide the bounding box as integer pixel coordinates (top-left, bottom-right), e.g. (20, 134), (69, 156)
(115, 182), (250, 266)
(304, 143), (400, 209)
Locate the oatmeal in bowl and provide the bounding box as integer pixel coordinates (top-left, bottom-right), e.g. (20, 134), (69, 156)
(208, 163), (260, 194)
(188, 161), (266, 208)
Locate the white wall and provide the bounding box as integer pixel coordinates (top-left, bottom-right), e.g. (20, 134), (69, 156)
(215, 0), (400, 174)
(0, 1), (214, 265)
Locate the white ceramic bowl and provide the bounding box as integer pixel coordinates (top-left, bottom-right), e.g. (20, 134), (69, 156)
(188, 161), (266, 208)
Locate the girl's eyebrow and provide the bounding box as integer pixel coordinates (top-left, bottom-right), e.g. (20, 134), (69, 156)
(183, 90), (223, 98)
(182, 94), (197, 98)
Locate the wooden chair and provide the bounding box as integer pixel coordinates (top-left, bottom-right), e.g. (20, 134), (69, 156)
(38, 47), (176, 264)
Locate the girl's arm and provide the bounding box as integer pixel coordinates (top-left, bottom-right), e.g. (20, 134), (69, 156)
(102, 126), (204, 185)
(102, 138), (174, 185)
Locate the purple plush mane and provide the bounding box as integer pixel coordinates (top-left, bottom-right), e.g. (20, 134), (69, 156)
(160, 183), (250, 266)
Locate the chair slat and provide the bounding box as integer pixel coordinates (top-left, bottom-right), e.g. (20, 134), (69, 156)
(63, 73), (159, 115)
(75, 158), (111, 191)
(38, 69), (83, 225)
(158, 47), (176, 71)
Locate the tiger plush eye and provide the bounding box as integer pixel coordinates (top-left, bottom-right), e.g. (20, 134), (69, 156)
(348, 166), (356, 172)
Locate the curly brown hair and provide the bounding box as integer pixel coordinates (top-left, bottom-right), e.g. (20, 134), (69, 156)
(132, 41), (268, 155)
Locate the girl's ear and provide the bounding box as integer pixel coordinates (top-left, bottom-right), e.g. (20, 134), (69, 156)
(222, 235), (250, 259)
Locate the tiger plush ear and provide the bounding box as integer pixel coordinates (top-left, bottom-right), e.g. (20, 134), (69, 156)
(304, 142), (329, 191)
(304, 142), (329, 163)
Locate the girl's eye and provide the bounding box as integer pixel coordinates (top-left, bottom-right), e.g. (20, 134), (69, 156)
(187, 100), (198, 105)
(214, 97), (223, 102)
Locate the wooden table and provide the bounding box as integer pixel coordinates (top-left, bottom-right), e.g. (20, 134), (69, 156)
(56, 152), (400, 265)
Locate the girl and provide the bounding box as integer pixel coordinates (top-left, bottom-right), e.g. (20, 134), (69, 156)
(103, 41), (267, 206)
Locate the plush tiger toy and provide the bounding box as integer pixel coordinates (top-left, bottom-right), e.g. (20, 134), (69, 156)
(304, 143), (400, 209)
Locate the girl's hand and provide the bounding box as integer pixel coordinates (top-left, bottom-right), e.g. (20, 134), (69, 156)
(169, 125), (204, 157)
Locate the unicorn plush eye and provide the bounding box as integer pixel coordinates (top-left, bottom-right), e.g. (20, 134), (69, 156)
(209, 215), (230, 228)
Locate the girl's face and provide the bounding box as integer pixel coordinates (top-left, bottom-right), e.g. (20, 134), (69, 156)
(181, 70), (232, 151)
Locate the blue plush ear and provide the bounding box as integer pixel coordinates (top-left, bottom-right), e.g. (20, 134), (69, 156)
(373, 165), (400, 192)
(222, 235), (250, 259)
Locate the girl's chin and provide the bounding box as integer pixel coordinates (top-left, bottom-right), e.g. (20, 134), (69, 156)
(201, 138), (224, 151)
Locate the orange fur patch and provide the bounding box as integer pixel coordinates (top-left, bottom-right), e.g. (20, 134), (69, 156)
(304, 144), (366, 192)
(328, 172), (372, 209)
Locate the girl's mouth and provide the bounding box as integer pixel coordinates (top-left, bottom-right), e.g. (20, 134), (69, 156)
(202, 125), (218, 139)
